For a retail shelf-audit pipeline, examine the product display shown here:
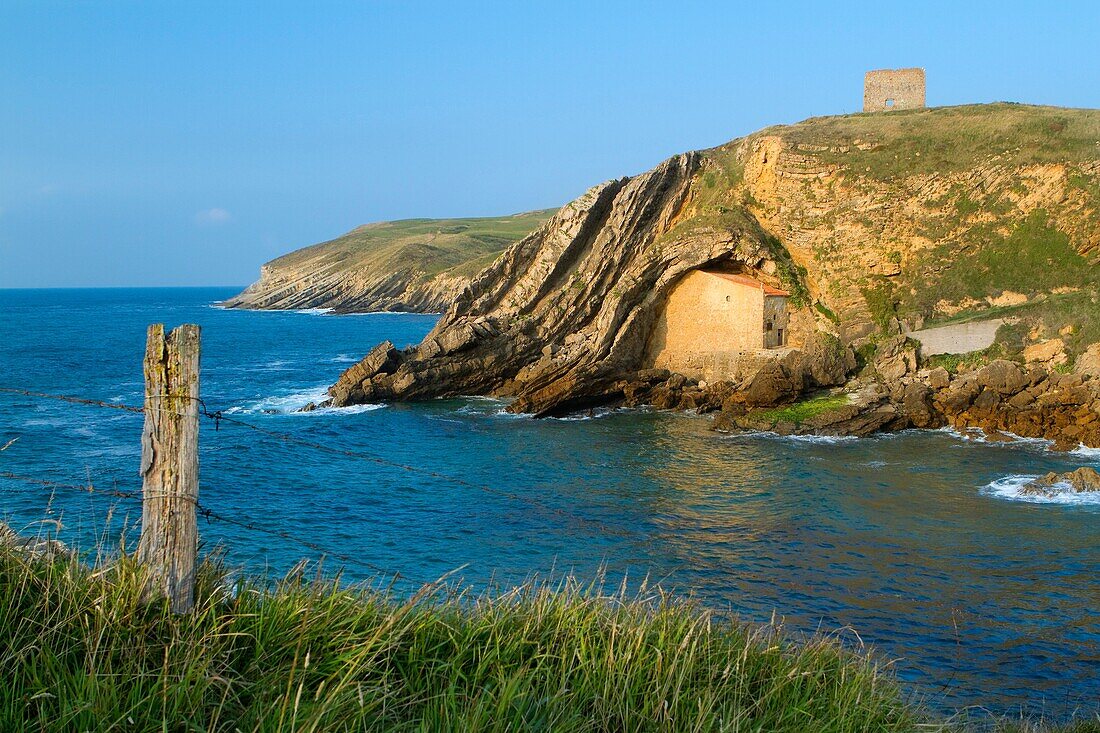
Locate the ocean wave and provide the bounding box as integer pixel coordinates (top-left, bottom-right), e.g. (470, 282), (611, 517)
(549, 407), (633, 421)
(718, 430), (859, 445)
(292, 308), (334, 315)
(340, 311), (442, 316)
(939, 426), (1060, 451)
(982, 475), (1100, 506)
(453, 397), (527, 420)
(222, 385), (386, 416)
(295, 403), (386, 416)
(223, 386), (332, 415)
(332, 354), (360, 363)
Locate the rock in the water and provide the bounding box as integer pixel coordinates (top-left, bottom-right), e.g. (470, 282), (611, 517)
(1021, 467), (1100, 496)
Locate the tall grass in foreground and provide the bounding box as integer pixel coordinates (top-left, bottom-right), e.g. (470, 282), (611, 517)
(1, 545), (1096, 732)
(0, 545), (919, 731)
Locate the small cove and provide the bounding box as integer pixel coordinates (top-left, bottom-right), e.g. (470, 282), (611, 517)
(1, 287), (1097, 718)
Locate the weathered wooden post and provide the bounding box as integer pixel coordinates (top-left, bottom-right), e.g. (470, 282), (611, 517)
(137, 323), (200, 613)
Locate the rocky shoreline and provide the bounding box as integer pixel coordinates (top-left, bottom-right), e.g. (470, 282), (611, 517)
(311, 327), (1100, 450)
(608, 335), (1100, 450)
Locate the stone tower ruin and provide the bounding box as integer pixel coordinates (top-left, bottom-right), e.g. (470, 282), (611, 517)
(863, 68), (925, 112)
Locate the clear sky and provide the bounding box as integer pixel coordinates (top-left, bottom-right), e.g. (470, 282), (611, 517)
(2, 1), (1098, 288)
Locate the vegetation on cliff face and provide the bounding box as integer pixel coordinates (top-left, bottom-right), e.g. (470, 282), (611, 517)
(712, 103), (1100, 362)
(222, 210), (555, 313)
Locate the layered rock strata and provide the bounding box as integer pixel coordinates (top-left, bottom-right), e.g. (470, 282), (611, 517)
(224, 264), (468, 314)
(328, 154), (815, 416)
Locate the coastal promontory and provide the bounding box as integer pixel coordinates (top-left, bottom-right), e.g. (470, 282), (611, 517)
(222, 210), (555, 313)
(320, 104), (1100, 444)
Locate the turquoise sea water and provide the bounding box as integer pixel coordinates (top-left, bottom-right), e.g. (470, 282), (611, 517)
(1, 287), (1097, 717)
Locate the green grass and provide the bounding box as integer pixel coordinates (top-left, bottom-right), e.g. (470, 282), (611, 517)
(0, 545), (919, 732)
(753, 392), (852, 425)
(269, 209), (557, 281)
(904, 211), (1094, 314)
(774, 104), (1100, 181)
(2, 543), (1098, 731)
(862, 279), (899, 332)
(923, 345), (1008, 374)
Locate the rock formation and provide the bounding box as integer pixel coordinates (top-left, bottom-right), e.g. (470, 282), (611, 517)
(322, 104), (1100, 439)
(713, 350), (1100, 449)
(1020, 467), (1100, 497)
(328, 153), (823, 415)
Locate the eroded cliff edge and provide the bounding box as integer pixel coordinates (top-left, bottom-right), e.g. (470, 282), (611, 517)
(326, 104), (1100, 439)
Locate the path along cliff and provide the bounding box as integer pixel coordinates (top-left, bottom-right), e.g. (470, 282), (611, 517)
(323, 104), (1100, 444)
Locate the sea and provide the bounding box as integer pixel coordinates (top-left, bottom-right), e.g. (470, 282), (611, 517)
(1, 287), (1097, 718)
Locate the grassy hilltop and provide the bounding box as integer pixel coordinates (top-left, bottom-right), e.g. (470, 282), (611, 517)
(273, 210), (557, 280)
(223, 209), (556, 313)
(690, 103), (1100, 362)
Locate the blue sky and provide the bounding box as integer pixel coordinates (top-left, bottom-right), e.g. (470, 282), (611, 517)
(2, 1), (1098, 288)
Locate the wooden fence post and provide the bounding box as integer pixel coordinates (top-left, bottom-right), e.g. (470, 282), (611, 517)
(137, 323), (201, 613)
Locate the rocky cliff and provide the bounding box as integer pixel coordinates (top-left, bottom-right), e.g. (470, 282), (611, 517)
(222, 211), (555, 313)
(327, 104), (1100, 425)
(327, 153), (835, 415)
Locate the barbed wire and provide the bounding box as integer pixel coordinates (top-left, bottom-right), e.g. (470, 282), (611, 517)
(0, 470), (142, 500)
(0, 384), (637, 585)
(0, 469), (420, 585)
(0, 387), (144, 414)
(1, 385), (635, 540)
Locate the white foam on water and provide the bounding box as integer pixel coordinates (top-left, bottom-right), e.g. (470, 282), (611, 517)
(982, 475), (1100, 506)
(224, 385), (387, 416)
(1071, 444), (1100, 460)
(939, 426), (1061, 452)
(452, 396), (527, 420)
(549, 407), (624, 422)
(292, 308), (334, 315)
(332, 354), (360, 363)
(492, 408), (529, 420)
(344, 310), (442, 316)
(295, 403), (386, 416)
(254, 360), (293, 372)
(224, 385), (332, 415)
(720, 430), (858, 445)
(784, 433), (859, 444)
